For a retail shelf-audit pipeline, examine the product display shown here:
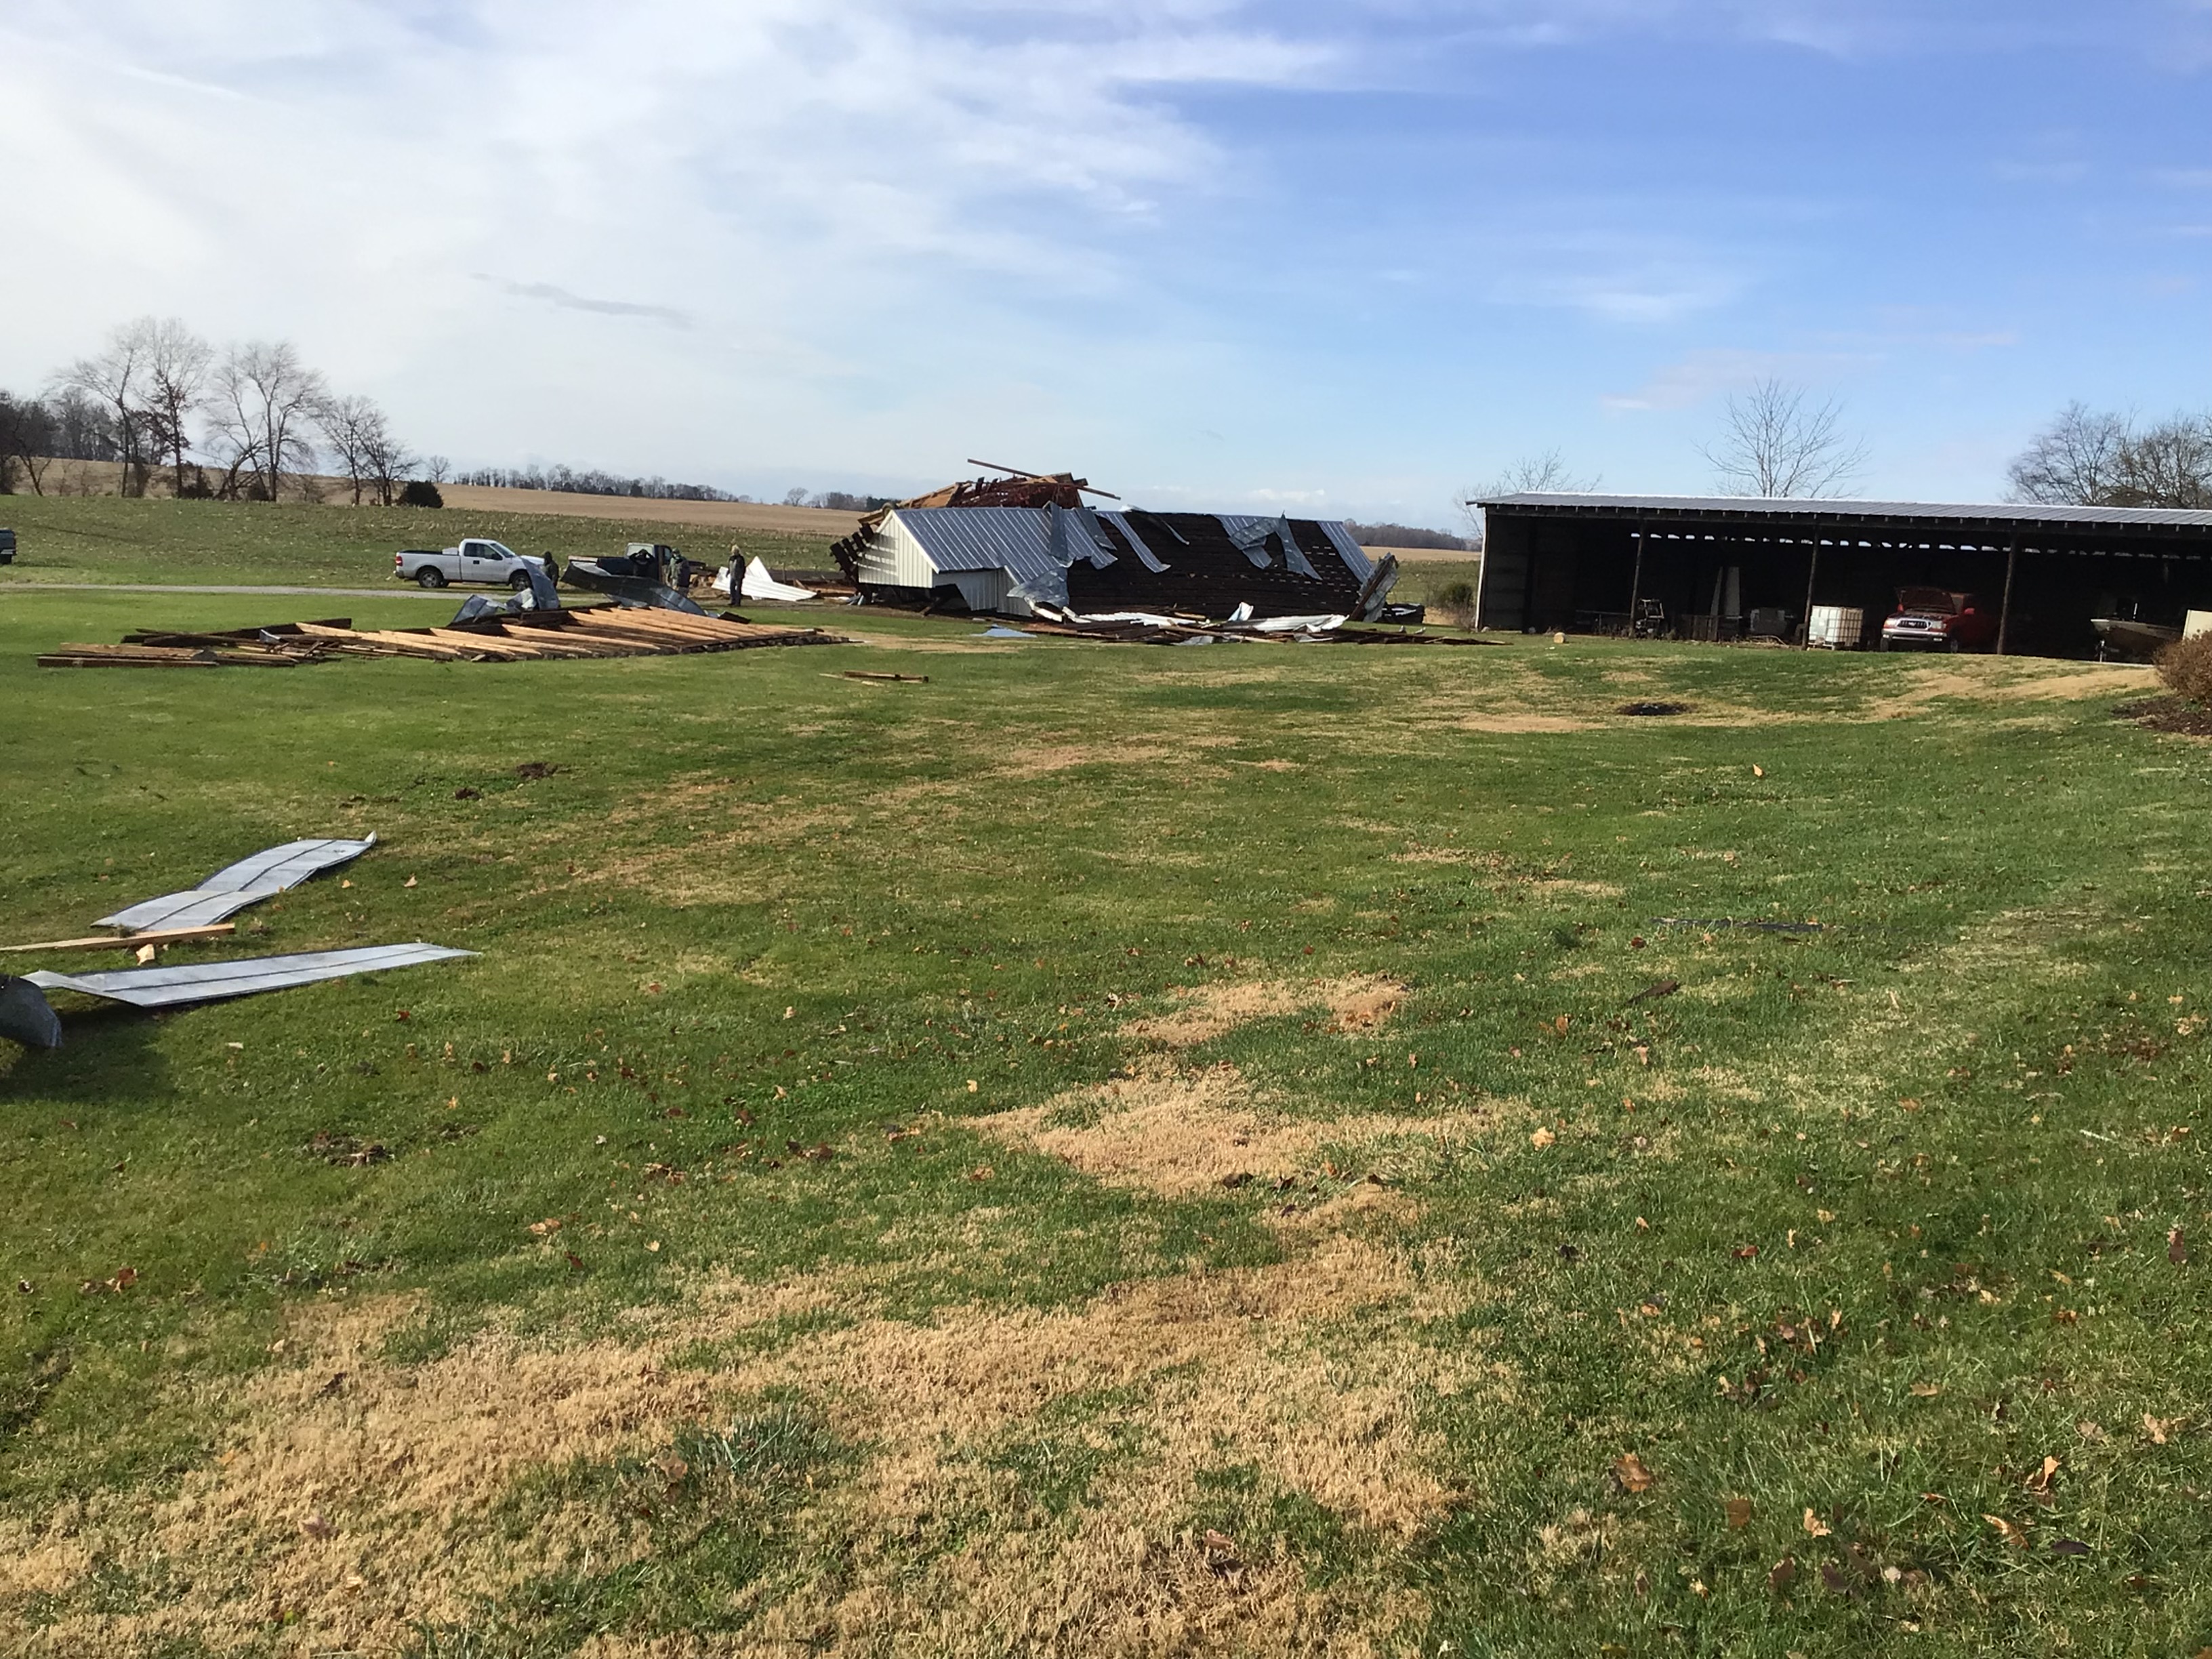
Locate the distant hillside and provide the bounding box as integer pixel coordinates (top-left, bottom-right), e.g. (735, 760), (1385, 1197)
(1345, 520), (1476, 552)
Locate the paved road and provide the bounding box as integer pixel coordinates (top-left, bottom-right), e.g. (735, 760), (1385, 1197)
(1, 583), (457, 598)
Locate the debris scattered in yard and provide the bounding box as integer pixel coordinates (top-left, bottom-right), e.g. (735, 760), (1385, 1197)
(1013, 606), (1487, 647)
(100, 837), (376, 931)
(24, 943), (476, 1010)
(0, 923), (236, 955)
(722, 556), (817, 603)
(40, 611), (849, 667)
(1617, 700), (1692, 716)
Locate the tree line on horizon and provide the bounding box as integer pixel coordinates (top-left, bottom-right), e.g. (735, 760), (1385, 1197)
(0, 318), (442, 507)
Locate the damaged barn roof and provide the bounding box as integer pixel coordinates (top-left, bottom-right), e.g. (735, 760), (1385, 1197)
(832, 473), (1395, 621)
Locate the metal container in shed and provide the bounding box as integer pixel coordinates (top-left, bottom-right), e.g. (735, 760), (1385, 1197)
(1808, 604), (1866, 649)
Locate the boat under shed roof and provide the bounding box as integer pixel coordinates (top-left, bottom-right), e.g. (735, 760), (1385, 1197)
(1473, 492), (2212, 657)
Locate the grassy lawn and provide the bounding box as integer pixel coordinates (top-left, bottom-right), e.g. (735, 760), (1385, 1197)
(1, 516), (2208, 1656)
(0, 496), (836, 590)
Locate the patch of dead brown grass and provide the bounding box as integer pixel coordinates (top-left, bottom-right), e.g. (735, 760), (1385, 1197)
(1118, 975), (1405, 1048)
(0, 1221), (1490, 1658)
(978, 1060), (1493, 1200)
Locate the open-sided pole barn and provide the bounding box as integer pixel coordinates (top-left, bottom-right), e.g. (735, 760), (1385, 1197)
(1473, 493), (2212, 658)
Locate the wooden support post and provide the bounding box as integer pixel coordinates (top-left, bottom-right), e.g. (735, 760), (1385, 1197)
(1996, 537), (2020, 656)
(1627, 523), (1647, 636)
(1799, 535), (1822, 649)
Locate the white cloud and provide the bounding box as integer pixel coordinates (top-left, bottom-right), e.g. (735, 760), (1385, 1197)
(0, 1), (1340, 480)
(1601, 346), (1873, 411)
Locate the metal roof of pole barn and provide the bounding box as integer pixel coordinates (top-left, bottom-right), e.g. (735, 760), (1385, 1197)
(1475, 493), (2212, 535)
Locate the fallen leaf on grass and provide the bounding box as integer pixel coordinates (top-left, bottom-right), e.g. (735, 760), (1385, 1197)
(300, 1513), (335, 1540)
(1732, 1244), (1760, 1261)
(645, 1241), (661, 1253)
(1752, 764), (1765, 778)
(564, 1252), (584, 1272)
(2171, 1227), (2190, 1264)
(1613, 1453), (1656, 1493)
(525, 1218), (562, 1237)
(1984, 1513), (2031, 1549)
(2025, 1455), (2060, 1498)
(2051, 1539), (2091, 1557)
(1530, 1127), (1556, 1149)
(1768, 1556), (1797, 1591)
(1629, 979), (1680, 1004)
(1910, 1382), (1942, 1398)
(1725, 1497), (1753, 1529)
(2144, 1414), (2175, 1446)
(1802, 1509), (1832, 1538)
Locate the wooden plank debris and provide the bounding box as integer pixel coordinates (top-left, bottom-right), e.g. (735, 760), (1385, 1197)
(41, 607), (851, 667)
(0, 924), (239, 955)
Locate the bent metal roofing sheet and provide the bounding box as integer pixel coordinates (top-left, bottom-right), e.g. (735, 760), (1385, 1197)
(98, 836), (377, 932)
(28, 943), (476, 1009)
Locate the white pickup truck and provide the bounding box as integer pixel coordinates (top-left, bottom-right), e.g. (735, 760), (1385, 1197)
(392, 538), (548, 590)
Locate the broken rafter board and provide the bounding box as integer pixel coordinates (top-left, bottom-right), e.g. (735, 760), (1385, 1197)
(289, 624), (479, 659)
(415, 628), (564, 659)
(567, 613), (837, 652)
(99, 836), (377, 932)
(293, 619), (623, 660)
(566, 609), (752, 641)
(28, 942), (476, 1010)
(1, 924), (237, 955)
(457, 631), (628, 659)
(39, 644), (308, 668)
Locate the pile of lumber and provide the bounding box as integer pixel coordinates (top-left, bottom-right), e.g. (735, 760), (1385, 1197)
(39, 609), (851, 668)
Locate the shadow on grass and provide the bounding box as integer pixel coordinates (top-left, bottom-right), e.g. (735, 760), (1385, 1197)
(0, 1001), (179, 1111)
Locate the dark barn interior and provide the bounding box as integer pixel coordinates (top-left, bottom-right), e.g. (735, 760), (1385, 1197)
(1475, 494), (2212, 658)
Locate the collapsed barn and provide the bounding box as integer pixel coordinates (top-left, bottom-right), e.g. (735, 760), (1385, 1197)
(832, 470), (1399, 620)
(1475, 493), (2212, 658)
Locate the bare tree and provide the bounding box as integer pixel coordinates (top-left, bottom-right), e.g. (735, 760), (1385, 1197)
(138, 319), (213, 497)
(1459, 451), (1601, 542)
(2005, 404), (2212, 509)
(317, 394), (381, 506)
(54, 320), (155, 495)
(2114, 415), (2212, 510)
(422, 453), (451, 485)
(362, 413), (417, 508)
(2005, 402), (2130, 505)
(0, 392), (56, 494)
(1704, 380), (1868, 498)
(211, 342), (326, 501)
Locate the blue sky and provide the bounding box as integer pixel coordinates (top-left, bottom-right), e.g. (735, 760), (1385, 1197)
(3, 1), (2208, 527)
